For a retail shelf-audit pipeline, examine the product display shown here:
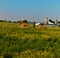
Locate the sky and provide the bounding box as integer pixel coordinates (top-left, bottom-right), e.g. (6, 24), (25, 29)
(0, 0), (60, 22)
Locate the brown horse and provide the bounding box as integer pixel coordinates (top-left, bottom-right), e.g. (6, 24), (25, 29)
(19, 21), (28, 28)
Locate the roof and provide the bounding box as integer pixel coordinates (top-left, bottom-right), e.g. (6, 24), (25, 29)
(35, 23), (40, 25)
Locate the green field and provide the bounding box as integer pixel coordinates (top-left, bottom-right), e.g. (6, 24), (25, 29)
(0, 22), (60, 58)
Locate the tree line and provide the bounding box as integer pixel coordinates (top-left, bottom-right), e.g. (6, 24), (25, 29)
(0, 19), (33, 23)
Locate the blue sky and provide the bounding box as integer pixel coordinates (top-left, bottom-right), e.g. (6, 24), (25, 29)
(0, 0), (60, 22)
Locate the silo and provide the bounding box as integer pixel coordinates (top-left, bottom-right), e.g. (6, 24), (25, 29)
(44, 17), (49, 24)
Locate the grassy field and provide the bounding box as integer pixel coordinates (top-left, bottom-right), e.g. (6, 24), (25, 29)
(0, 22), (60, 58)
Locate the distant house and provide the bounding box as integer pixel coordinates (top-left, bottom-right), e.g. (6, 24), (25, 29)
(48, 19), (60, 25)
(44, 17), (60, 26)
(35, 22), (46, 29)
(48, 19), (55, 24)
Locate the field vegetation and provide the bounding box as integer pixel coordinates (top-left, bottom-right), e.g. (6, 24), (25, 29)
(0, 22), (60, 58)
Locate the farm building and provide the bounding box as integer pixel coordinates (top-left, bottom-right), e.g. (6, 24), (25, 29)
(44, 17), (60, 26)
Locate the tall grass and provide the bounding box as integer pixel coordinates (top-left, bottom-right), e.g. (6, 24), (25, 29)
(0, 22), (60, 58)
